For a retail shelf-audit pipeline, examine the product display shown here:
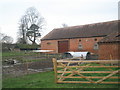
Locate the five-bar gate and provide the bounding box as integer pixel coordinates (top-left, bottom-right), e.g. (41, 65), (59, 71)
(52, 58), (120, 84)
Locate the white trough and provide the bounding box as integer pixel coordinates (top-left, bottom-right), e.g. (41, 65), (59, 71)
(63, 51), (91, 59)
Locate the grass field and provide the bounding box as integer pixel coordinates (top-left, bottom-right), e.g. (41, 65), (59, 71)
(2, 51), (120, 88)
(2, 51), (36, 57)
(2, 51), (62, 63)
(2, 71), (119, 88)
(2, 51), (62, 57)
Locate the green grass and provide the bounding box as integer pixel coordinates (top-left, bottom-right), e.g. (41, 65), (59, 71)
(2, 51), (120, 88)
(2, 71), (119, 88)
(2, 51), (34, 57)
(2, 51), (62, 58)
(2, 51), (63, 63)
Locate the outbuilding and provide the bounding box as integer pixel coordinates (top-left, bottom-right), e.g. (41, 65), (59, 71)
(41, 20), (119, 54)
(98, 31), (120, 60)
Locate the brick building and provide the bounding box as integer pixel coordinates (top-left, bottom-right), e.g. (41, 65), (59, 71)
(98, 31), (120, 60)
(41, 20), (118, 54)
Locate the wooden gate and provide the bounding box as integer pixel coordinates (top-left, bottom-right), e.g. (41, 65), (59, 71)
(58, 41), (69, 53)
(52, 58), (120, 84)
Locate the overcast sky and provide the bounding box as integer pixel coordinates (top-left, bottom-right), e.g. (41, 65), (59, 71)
(0, 0), (119, 43)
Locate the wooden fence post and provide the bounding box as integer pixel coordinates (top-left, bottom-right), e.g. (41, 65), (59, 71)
(52, 58), (57, 83)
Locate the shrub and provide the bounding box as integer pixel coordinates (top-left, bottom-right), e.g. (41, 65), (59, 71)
(17, 44), (40, 50)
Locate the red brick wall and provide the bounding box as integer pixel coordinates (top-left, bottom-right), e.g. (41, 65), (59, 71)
(41, 37), (103, 54)
(41, 40), (58, 53)
(41, 39), (68, 53)
(98, 43), (120, 60)
(69, 37), (103, 53)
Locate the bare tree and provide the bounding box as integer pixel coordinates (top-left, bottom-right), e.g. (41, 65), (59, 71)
(62, 23), (68, 28)
(0, 33), (13, 44)
(18, 15), (28, 44)
(0, 33), (5, 42)
(18, 7), (45, 44)
(1, 35), (13, 44)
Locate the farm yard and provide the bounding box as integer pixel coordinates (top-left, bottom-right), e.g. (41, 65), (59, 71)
(2, 51), (62, 78)
(1, 0), (119, 89)
(2, 51), (120, 88)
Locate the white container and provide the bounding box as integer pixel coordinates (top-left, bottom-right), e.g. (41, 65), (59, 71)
(64, 51), (91, 59)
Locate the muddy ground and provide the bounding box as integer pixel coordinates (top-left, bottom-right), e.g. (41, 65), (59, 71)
(2, 53), (62, 78)
(2, 53), (98, 78)
(2, 59), (54, 78)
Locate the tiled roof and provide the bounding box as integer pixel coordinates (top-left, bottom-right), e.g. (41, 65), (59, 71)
(41, 20), (119, 40)
(98, 31), (120, 43)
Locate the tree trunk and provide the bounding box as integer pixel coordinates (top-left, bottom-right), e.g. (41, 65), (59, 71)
(22, 27), (26, 44)
(33, 29), (36, 44)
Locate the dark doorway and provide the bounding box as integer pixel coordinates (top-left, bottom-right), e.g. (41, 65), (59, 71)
(58, 41), (69, 53)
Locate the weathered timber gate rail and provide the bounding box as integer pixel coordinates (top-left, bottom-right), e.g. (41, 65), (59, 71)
(52, 58), (120, 84)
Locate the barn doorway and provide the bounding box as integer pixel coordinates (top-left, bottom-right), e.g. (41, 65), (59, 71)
(58, 41), (69, 53)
